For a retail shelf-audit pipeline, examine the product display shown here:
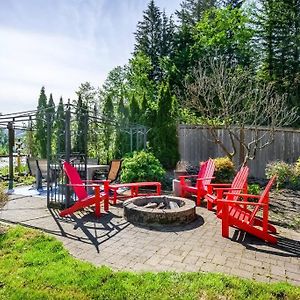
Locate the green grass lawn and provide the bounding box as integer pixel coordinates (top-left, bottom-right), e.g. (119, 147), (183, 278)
(0, 226), (299, 300)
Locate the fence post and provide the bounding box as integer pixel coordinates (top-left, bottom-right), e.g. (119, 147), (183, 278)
(46, 111), (51, 205)
(65, 100), (71, 207)
(83, 112), (88, 179)
(7, 122), (14, 193)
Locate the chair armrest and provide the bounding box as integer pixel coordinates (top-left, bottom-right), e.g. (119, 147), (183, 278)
(212, 187), (243, 191)
(66, 183), (101, 187)
(196, 177), (215, 181)
(224, 192), (260, 199)
(207, 183), (232, 187)
(82, 179), (111, 184)
(217, 199), (265, 206)
(178, 175), (198, 179)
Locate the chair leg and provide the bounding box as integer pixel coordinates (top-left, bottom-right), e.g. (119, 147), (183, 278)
(253, 218), (277, 233)
(221, 204), (229, 238)
(207, 200), (213, 211)
(181, 187), (186, 198)
(196, 192), (201, 206)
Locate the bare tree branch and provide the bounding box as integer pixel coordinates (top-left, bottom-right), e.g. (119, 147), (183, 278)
(182, 56), (298, 165)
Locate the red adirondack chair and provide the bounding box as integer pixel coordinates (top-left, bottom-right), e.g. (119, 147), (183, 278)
(217, 176), (277, 244)
(205, 166), (249, 212)
(179, 159), (215, 206)
(59, 161), (110, 217)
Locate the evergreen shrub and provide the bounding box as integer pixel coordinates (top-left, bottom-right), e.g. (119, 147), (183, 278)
(265, 161), (293, 189)
(121, 150), (166, 183)
(213, 157), (235, 183)
(248, 184), (261, 195)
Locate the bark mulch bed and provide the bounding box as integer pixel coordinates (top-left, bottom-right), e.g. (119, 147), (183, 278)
(270, 189), (300, 232)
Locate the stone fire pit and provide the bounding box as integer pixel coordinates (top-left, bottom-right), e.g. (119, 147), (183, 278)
(123, 195), (196, 226)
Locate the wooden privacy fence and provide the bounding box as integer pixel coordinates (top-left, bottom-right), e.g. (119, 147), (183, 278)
(178, 125), (300, 178)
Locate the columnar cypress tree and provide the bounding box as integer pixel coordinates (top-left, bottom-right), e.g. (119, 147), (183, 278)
(114, 98), (130, 157)
(102, 95), (114, 163)
(153, 82), (179, 168)
(46, 93), (55, 157)
(35, 87), (48, 158)
(74, 94), (88, 154)
(55, 97), (65, 154)
(128, 95), (140, 124)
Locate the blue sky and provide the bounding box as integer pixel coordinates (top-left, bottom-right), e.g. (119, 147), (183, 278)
(0, 0), (182, 114)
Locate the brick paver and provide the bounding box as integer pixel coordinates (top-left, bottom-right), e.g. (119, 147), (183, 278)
(0, 194), (299, 286)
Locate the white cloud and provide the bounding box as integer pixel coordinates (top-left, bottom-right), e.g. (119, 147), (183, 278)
(0, 26), (109, 113)
(0, 0), (183, 114)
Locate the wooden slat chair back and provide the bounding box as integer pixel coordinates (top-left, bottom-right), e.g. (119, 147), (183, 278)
(27, 157), (39, 177)
(197, 160), (215, 191)
(107, 159), (122, 183)
(63, 161), (88, 201)
(206, 166), (249, 211)
(219, 176), (277, 244)
(37, 159), (48, 179)
(179, 158), (215, 206)
(59, 161), (109, 218)
(37, 159), (58, 185)
(87, 158), (99, 165)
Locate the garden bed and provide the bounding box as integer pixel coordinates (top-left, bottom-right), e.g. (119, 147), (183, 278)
(269, 189), (300, 231)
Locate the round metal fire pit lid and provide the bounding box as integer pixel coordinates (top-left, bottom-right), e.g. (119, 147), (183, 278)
(123, 195), (196, 226)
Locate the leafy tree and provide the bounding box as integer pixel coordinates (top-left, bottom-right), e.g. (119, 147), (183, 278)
(55, 97), (65, 154)
(0, 128), (8, 155)
(193, 6), (255, 68)
(170, 1), (218, 98)
(100, 66), (127, 109)
(127, 52), (156, 101)
(75, 82), (97, 111)
(35, 87), (48, 158)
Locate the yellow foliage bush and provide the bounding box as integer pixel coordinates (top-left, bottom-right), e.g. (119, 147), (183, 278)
(213, 157), (235, 183)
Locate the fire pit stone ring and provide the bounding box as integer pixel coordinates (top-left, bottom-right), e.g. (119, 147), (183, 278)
(123, 195), (196, 226)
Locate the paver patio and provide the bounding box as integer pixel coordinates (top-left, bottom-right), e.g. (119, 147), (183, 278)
(0, 193), (299, 286)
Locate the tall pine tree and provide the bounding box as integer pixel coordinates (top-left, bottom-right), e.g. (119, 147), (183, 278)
(255, 0), (300, 108)
(176, 0), (217, 26)
(134, 0), (175, 82)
